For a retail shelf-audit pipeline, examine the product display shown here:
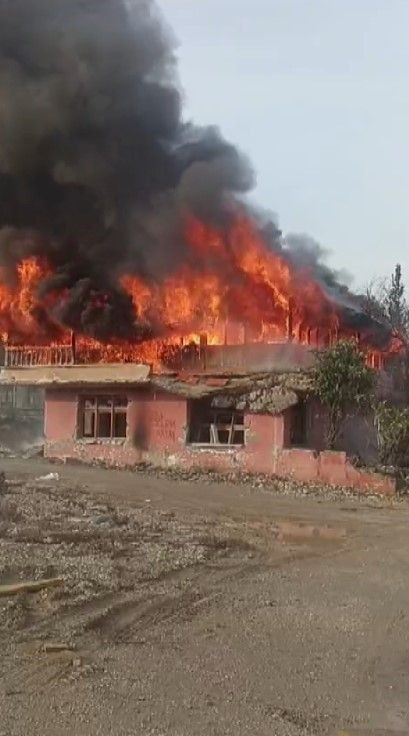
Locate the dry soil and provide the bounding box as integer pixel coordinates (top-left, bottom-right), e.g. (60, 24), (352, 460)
(0, 457), (408, 736)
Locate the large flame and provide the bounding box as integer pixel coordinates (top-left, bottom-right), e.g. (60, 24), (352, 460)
(0, 257), (49, 340)
(0, 212), (396, 365)
(123, 214), (338, 344)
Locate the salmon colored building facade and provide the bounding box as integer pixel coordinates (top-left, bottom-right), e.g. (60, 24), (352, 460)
(0, 363), (396, 496)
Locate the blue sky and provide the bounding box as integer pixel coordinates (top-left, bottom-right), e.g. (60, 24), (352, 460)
(158, 0), (409, 292)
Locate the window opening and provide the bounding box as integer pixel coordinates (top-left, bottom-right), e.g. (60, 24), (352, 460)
(79, 395), (128, 439)
(188, 400), (245, 446)
(290, 400), (307, 446)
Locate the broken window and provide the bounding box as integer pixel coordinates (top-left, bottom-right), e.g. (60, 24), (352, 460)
(188, 400), (245, 446)
(79, 396), (128, 439)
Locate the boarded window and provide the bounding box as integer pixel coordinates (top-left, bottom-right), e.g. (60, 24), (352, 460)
(79, 396), (128, 439)
(188, 400), (245, 446)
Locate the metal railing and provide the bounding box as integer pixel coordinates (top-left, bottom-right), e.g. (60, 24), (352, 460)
(4, 345), (74, 368)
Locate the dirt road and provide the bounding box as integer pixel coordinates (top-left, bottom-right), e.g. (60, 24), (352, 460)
(0, 457), (408, 735)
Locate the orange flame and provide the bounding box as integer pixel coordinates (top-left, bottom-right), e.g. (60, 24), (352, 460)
(0, 257), (50, 340)
(122, 214), (338, 345)
(0, 212), (397, 365)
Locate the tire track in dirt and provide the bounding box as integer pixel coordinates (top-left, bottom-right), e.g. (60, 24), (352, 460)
(1, 514), (358, 697)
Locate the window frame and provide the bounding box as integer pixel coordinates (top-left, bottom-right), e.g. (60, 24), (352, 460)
(78, 394), (128, 441)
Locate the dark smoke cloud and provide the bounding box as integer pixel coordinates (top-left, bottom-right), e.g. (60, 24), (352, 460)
(0, 0), (252, 339)
(0, 0), (390, 347)
(284, 233), (352, 293)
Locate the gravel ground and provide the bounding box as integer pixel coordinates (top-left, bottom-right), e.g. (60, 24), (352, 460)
(0, 458), (409, 736)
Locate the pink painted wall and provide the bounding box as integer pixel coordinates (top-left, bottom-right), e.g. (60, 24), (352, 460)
(44, 388), (284, 472)
(45, 389), (77, 441)
(273, 448), (395, 495)
(128, 390), (187, 457)
(243, 413), (281, 474)
(43, 388), (395, 495)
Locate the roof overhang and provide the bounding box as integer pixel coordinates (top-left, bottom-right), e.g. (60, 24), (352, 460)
(151, 370), (314, 414)
(0, 363), (151, 387)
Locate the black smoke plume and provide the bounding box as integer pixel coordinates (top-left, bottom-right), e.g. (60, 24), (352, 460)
(0, 0), (390, 346)
(0, 0), (252, 339)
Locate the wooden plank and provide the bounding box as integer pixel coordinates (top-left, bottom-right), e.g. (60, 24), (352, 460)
(0, 578), (63, 597)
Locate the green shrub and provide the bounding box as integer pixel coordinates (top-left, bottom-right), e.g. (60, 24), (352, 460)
(374, 402), (409, 467)
(315, 340), (375, 449)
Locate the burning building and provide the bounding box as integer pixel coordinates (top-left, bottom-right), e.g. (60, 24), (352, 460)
(0, 0), (400, 492)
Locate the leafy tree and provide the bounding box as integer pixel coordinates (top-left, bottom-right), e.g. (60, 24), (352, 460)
(315, 340), (375, 449)
(374, 402), (409, 467)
